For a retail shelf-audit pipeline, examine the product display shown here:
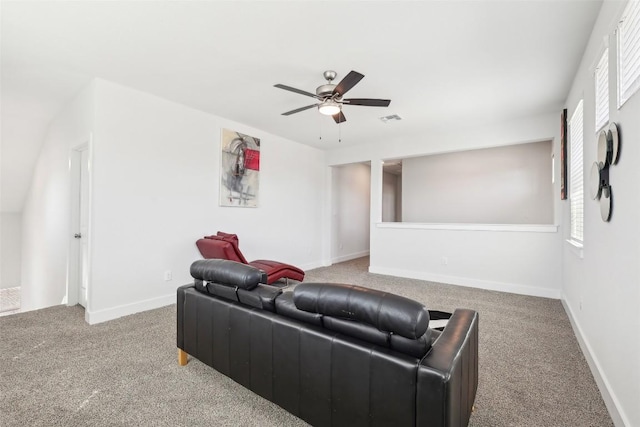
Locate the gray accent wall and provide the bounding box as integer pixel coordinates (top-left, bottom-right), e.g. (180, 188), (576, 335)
(402, 140), (553, 224)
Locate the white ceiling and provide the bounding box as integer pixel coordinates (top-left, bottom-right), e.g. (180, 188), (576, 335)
(1, 0), (602, 213)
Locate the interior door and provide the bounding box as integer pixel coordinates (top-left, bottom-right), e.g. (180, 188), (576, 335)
(78, 148), (89, 307)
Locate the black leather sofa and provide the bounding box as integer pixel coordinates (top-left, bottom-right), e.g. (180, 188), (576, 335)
(177, 259), (479, 427)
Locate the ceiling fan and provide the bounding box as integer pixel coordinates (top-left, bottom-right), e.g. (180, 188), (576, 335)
(274, 70), (391, 124)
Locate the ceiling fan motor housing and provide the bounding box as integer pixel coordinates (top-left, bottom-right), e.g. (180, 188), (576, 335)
(316, 83), (336, 98)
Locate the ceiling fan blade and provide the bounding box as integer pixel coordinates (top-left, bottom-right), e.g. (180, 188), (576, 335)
(274, 84), (319, 99)
(344, 98), (391, 107)
(333, 111), (346, 124)
(332, 71), (364, 97)
(282, 104), (318, 116)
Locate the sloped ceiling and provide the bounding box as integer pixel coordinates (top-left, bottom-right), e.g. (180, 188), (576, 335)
(0, 0), (602, 212)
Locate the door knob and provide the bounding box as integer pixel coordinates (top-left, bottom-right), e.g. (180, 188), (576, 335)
(74, 233), (82, 239)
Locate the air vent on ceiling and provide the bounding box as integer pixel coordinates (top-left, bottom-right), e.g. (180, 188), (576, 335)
(379, 114), (402, 123)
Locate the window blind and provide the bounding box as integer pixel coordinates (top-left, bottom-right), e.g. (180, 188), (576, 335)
(594, 48), (609, 132)
(618, 0), (640, 106)
(570, 101), (584, 242)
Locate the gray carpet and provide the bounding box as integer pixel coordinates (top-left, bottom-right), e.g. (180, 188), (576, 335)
(0, 257), (612, 426)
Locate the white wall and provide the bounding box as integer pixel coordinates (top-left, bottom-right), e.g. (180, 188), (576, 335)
(87, 79), (326, 323)
(402, 141), (553, 224)
(20, 83), (95, 311)
(395, 174), (402, 221)
(331, 163), (371, 263)
(326, 113), (563, 299)
(372, 223), (560, 298)
(381, 171), (397, 222)
(562, 2), (640, 426)
(1, 213), (22, 289)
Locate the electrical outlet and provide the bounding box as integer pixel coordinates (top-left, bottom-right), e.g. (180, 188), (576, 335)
(441, 256), (448, 266)
(164, 270), (172, 281)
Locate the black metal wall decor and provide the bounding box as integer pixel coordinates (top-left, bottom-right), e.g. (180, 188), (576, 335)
(589, 122), (620, 221)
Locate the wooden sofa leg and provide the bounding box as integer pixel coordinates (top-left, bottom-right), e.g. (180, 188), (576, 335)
(178, 348), (188, 366)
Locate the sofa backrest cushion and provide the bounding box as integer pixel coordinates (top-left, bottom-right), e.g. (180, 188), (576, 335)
(194, 278), (240, 301)
(276, 292), (432, 357)
(237, 285), (282, 312)
(323, 316), (433, 358)
(322, 316), (389, 347)
(190, 259), (266, 289)
(293, 282), (429, 340)
(389, 330), (433, 358)
(275, 292), (323, 326)
(194, 278), (280, 312)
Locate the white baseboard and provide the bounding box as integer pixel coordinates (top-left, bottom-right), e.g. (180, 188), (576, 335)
(331, 250), (370, 264)
(561, 296), (629, 427)
(298, 260), (326, 271)
(85, 293), (175, 325)
(368, 266), (561, 299)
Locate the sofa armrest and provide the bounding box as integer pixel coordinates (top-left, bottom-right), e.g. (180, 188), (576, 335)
(177, 283), (195, 350)
(416, 309), (479, 427)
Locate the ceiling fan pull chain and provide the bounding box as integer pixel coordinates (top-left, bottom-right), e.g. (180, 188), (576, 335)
(319, 112), (322, 140)
(338, 115), (342, 143)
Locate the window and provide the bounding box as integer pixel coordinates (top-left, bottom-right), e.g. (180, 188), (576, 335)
(594, 49), (609, 132)
(618, 0), (640, 107)
(569, 101), (584, 242)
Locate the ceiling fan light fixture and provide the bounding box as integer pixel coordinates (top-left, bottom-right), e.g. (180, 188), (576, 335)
(318, 100), (341, 116)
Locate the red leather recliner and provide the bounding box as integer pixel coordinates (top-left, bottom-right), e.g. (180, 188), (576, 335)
(195, 232), (305, 285)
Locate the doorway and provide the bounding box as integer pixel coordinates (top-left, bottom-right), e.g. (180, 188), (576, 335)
(330, 162), (371, 264)
(67, 144), (90, 308)
(382, 159), (402, 222)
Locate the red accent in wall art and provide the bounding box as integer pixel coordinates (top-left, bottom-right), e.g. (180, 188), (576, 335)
(560, 108), (567, 200)
(243, 148), (260, 171)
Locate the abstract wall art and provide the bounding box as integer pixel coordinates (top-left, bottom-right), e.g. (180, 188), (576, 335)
(220, 129), (260, 207)
(560, 108), (568, 200)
